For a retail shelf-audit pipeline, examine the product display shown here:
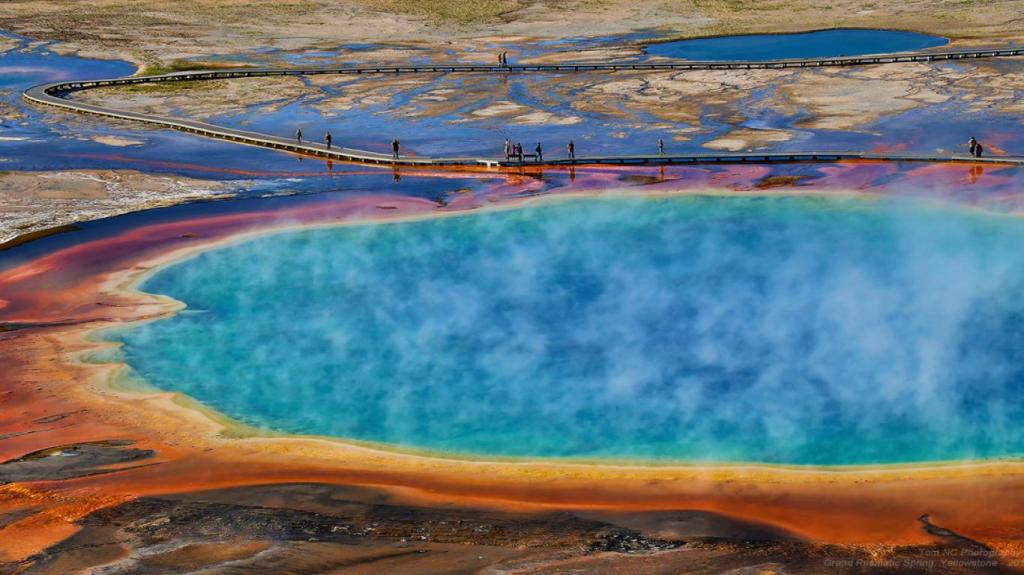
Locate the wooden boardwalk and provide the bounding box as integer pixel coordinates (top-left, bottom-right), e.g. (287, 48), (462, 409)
(22, 46), (1024, 169)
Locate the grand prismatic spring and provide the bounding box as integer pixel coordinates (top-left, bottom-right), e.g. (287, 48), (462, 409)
(110, 195), (1024, 465)
(5, 4), (1024, 573)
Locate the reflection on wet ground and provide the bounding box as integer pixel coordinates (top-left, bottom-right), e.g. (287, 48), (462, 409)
(3, 159), (1023, 272)
(6, 29), (1024, 182)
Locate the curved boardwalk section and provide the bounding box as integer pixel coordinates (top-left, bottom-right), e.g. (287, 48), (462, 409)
(23, 47), (1024, 169)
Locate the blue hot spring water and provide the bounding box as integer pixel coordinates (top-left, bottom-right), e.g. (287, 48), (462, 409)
(108, 195), (1024, 465)
(646, 29), (947, 61)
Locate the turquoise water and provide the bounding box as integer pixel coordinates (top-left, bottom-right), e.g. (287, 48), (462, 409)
(646, 29), (947, 61)
(110, 196), (1024, 465)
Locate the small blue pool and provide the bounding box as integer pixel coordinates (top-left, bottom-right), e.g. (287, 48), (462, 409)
(646, 29), (948, 61)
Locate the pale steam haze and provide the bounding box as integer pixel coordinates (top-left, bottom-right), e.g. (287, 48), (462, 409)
(107, 195), (1024, 465)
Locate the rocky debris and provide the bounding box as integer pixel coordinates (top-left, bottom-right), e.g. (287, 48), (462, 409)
(588, 530), (682, 553)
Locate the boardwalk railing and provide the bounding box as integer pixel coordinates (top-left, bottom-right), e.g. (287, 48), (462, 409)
(22, 46), (1024, 169)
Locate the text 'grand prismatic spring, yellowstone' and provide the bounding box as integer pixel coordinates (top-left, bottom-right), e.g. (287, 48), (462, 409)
(6, 5), (1024, 573)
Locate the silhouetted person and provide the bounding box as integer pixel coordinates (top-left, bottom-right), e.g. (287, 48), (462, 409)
(295, 128), (302, 144)
(658, 138), (665, 155)
(968, 136), (978, 156)
(392, 138), (400, 160)
(535, 142), (543, 162)
(504, 137), (511, 159)
(325, 131), (332, 150)
(974, 143), (984, 158)
(502, 51), (509, 66)
(567, 139), (575, 159)
(516, 142), (523, 163)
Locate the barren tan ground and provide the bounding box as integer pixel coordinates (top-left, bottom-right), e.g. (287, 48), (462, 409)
(0, 171), (237, 246)
(1, 1), (1022, 69)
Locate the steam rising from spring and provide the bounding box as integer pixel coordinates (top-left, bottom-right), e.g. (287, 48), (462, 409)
(111, 195), (1024, 464)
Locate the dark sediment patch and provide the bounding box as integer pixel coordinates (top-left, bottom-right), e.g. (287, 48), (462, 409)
(14, 483), (1021, 574)
(82, 484), (682, 551)
(754, 174), (811, 189)
(617, 174), (665, 185)
(579, 509), (800, 541)
(0, 506), (40, 531)
(0, 320), (102, 333)
(918, 513), (996, 551)
(0, 440), (155, 483)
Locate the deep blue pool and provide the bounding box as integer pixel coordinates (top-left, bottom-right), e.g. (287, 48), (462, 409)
(646, 29), (948, 61)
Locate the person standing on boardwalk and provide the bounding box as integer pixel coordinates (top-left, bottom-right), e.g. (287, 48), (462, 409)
(567, 139), (575, 160)
(516, 142), (523, 163)
(504, 137), (511, 159)
(324, 131), (332, 150)
(658, 138), (665, 155)
(392, 138), (400, 160)
(968, 136), (978, 156)
(535, 142), (543, 162)
(502, 51), (508, 66)
(975, 143), (984, 158)
(295, 128), (302, 144)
